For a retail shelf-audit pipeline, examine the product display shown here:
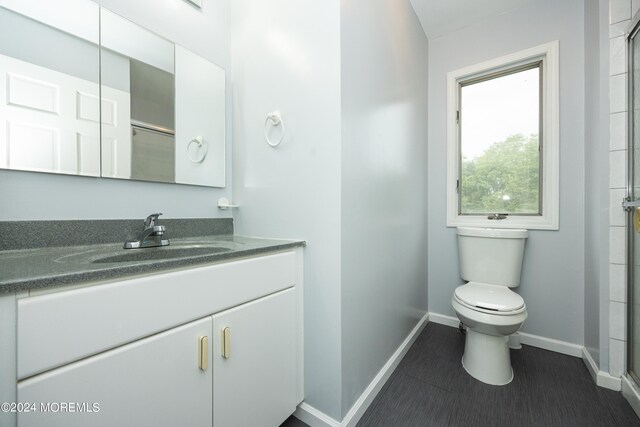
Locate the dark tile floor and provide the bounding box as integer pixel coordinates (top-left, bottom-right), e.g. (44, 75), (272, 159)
(280, 415), (309, 427)
(281, 323), (640, 427)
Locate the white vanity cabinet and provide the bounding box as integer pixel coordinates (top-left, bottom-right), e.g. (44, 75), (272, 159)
(1, 248), (303, 427)
(213, 288), (296, 427)
(18, 317), (214, 427)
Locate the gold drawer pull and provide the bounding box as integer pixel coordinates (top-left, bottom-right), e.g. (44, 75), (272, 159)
(221, 327), (231, 359)
(198, 336), (208, 371)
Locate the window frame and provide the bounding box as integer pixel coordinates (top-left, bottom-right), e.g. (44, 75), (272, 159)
(446, 41), (559, 230)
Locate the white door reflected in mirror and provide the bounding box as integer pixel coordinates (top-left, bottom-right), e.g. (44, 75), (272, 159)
(0, 1), (100, 177)
(0, 0), (226, 188)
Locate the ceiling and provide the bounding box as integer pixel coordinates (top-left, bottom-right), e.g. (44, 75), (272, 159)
(409, 0), (534, 40)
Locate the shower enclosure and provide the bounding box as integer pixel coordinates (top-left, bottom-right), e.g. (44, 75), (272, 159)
(627, 16), (640, 386)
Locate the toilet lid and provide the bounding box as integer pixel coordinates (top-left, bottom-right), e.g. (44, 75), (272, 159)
(454, 282), (525, 312)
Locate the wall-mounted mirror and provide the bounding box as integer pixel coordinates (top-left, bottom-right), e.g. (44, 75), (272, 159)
(0, 0), (226, 188)
(100, 8), (226, 187)
(0, 0), (100, 176)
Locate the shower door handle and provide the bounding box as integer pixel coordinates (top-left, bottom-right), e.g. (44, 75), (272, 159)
(622, 198), (640, 211)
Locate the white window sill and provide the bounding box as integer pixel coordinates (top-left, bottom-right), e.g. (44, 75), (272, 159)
(446, 214), (558, 230)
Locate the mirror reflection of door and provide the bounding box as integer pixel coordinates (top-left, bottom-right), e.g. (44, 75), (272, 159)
(0, 1), (227, 188)
(0, 2), (100, 176)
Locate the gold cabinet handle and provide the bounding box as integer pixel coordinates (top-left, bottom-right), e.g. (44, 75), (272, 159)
(198, 336), (209, 371)
(221, 327), (230, 359)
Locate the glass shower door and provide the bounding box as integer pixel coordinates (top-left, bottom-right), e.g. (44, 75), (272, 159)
(627, 19), (640, 384)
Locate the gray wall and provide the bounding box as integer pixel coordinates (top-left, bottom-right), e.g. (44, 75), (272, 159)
(427, 0), (586, 345)
(0, 0), (232, 220)
(230, 0), (343, 419)
(231, 0), (428, 419)
(340, 0), (428, 417)
(584, 0), (610, 368)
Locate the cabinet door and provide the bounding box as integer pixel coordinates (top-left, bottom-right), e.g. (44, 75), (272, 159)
(213, 288), (296, 427)
(18, 317), (213, 427)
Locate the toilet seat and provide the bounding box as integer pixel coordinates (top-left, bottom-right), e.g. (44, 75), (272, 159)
(454, 282), (525, 315)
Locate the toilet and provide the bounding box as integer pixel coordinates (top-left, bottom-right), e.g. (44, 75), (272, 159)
(451, 227), (528, 386)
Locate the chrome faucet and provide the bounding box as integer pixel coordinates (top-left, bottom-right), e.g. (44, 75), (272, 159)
(124, 213), (170, 249)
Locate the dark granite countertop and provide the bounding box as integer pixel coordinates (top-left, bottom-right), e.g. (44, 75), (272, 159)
(0, 235), (304, 294)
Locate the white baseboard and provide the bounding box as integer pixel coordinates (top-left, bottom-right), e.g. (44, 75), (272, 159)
(428, 312), (460, 328)
(582, 346), (599, 382)
(598, 371), (623, 391)
(622, 375), (640, 419)
(433, 314), (621, 390)
(341, 313), (429, 427)
(518, 332), (583, 357)
(294, 312), (430, 427)
(582, 347), (622, 391)
(428, 311), (583, 357)
(294, 403), (340, 427)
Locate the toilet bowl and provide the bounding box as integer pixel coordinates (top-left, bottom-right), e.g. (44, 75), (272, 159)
(451, 227), (528, 386)
(452, 282), (527, 385)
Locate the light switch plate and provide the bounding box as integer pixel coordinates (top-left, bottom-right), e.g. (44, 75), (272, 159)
(185, 0), (202, 8)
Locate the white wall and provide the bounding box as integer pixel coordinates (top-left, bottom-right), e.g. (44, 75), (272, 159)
(340, 0), (428, 417)
(229, 0), (343, 419)
(428, 0), (586, 345)
(584, 0), (610, 369)
(0, 0), (232, 220)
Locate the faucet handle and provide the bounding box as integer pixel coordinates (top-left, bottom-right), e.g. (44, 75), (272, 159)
(144, 213), (163, 228)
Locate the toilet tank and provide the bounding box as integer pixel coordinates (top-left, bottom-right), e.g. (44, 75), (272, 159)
(457, 227), (528, 287)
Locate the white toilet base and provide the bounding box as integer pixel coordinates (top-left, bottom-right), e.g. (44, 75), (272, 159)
(462, 328), (513, 386)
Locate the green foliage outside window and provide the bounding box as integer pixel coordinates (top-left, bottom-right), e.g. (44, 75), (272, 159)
(460, 134), (540, 214)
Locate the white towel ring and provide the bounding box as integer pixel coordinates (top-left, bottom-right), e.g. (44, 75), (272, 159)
(264, 111), (285, 147)
(187, 136), (208, 163)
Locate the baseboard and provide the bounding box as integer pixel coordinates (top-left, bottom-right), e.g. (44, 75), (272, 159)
(293, 312), (430, 427)
(294, 403), (340, 427)
(582, 347), (622, 391)
(341, 313), (429, 427)
(432, 321), (620, 391)
(598, 371), (623, 391)
(428, 312), (460, 328)
(582, 346), (599, 382)
(622, 375), (640, 419)
(518, 332), (583, 357)
(429, 311), (583, 357)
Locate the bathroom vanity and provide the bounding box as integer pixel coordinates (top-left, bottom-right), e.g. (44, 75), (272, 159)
(0, 225), (304, 427)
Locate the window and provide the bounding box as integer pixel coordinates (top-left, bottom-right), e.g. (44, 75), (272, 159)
(446, 41), (559, 230)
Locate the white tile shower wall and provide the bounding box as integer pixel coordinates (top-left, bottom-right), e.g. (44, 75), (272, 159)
(611, 189), (627, 226)
(611, 226), (627, 264)
(611, 36), (627, 75)
(611, 300), (628, 340)
(611, 0), (631, 24)
(609, 0), (629, 380)
(610, 74), (627, 113)
(611, 262), (628, 302)
(612, 20), (630, 38)
(611, 338), (627, 376)
(610, 112), (627, 151)
(610, 150), (627, 188)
